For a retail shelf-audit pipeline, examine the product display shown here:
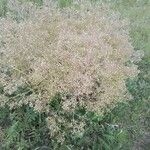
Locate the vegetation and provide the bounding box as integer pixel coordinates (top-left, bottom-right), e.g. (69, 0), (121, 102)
(0, 0), (149, 149)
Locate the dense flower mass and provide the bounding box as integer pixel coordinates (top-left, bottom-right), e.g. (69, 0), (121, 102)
(0, 0), (143, 115)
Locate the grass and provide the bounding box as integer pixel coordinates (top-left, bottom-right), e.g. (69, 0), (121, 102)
(0, 0), (150, 149)
(105, 0), (150, 148)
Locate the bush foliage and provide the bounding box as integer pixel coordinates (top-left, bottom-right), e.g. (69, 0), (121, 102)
(0, 0), (149, 149)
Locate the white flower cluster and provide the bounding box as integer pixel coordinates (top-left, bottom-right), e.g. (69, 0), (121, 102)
(0, 0), (143, 114)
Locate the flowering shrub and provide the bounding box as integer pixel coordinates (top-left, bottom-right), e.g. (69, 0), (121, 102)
(0, 0), (143, 113)
(0, 0), (143, 143)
